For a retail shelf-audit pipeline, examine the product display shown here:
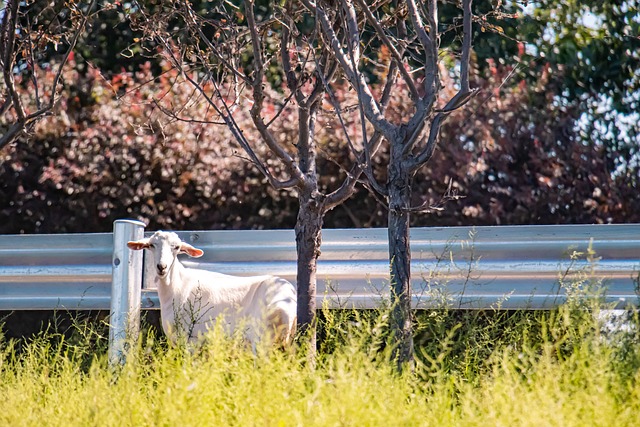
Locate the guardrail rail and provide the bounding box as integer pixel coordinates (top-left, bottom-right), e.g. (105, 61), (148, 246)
(3, 221), (638, 364)
(1, 223), (638, 311)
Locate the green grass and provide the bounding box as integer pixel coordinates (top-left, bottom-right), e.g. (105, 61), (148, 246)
(1, 303), (639, 427)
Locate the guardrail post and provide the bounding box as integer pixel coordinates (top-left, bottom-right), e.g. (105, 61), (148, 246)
(109, 219), (146, 366)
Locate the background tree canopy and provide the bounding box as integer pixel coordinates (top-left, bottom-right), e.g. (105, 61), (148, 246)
(1, 0), (638, 234)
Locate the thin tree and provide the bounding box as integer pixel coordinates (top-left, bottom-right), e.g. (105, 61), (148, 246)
(133, 0), (394, 352)
(0, 0), (95, 150)
(302, 0), (477, 369)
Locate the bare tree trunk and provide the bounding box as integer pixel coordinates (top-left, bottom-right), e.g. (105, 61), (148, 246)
(294, 101), (324, 354)
(388, 141), (414, 370)
(300, 0), (477, 371)
(295, 187), (323, 354)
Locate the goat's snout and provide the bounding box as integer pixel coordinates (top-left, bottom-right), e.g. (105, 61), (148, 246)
(157, 263), (168, 275)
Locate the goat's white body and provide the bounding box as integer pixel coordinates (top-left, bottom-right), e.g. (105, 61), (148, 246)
(155, 261), (297, 347)
(128, 231), (296, 349)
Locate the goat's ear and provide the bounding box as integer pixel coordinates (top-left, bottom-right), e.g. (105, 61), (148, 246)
(127, 239), (151, 251)
(180, 243), (204, 258)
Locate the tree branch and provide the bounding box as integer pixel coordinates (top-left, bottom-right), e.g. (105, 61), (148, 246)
(281, 14), (313, 109)
(242, 0), (305, 186)
(140, 1), (304, 189)
(164, 32), (301, 189)
(180, 3), (250, 85)
(0, 122), (25, 151)
(2, 0), (25, 123)
(0, 0), (95, 151)
(313, 44), (389, 198)
(408, 0), (476, 172)
(460, 0), (472, 93)
(406, 0), (438, 99)
(352, 0), (419, 100)
(245, 0), (265, 92)
(46, 2), (93, 112)
(301, 0), (396, 141)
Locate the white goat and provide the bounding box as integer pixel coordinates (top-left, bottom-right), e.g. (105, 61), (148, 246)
(127, 231), (297, 349)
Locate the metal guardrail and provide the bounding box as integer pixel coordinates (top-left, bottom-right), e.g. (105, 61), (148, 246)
(1, 224), (639, 311)
(0, 232), (114, 310)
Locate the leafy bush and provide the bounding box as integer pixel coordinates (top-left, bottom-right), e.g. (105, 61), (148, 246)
(2, 54), (639, 234)
(1, 58), (299, 233)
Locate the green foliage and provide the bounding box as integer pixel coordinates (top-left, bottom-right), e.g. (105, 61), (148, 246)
(528, 1), (640, 166)
(529, 1), (639, 110)
(438, 1), (639, 164)
(439, 0), (522, 67)
(459, 1), (639, 111)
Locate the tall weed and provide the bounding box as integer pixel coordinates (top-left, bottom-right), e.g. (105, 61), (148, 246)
(0, 294), (638, 426)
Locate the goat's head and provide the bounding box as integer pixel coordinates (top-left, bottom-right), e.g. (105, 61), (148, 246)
(127, 231), (203, 278)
